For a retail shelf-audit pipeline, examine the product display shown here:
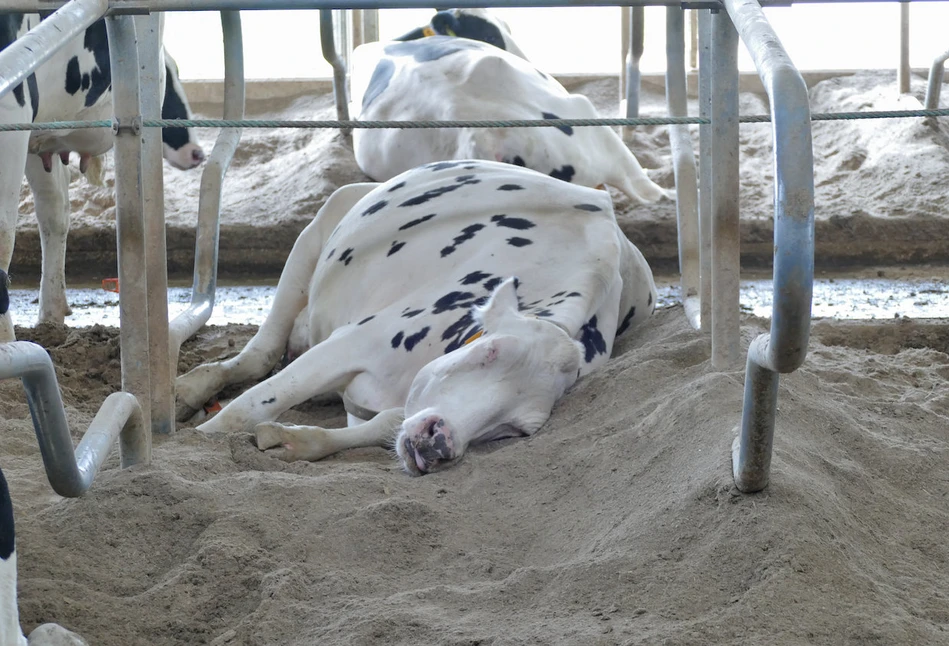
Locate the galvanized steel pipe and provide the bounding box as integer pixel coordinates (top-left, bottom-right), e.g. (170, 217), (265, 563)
(0, 342), (146, 498)
(665, 6), (701, 330)
(136, 13), (175, 435)
(169, 11), (244, 374)
(321, 9), (351, 135)
(723, 0), (815, 493)
(710, 9), (741, 369)
(924, 46), (949, 113)
(0, 0), (108, 102)
(107, 15), (154, 449)
(898, 2), (910, 94)
(697, 9), (712, 331)
(624, 6), (644, 121)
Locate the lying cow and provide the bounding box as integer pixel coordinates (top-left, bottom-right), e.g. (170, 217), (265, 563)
(350, 9), (670, 205)
(175, 160), (657, 475)
(0, 14), (204, 341)
(0, 274), (87, 646)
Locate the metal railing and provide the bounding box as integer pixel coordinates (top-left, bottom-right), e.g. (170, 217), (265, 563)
(2, 0), (892, 495)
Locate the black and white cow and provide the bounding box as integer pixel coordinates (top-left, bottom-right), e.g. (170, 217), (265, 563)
(0, 273), (87, 646)
(175, 160), (657, 475)
(350, 9), (670, 205)
(0, 14), (204, 341)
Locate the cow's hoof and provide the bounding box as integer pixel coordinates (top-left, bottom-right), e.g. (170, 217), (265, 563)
(28, 623), (89, 646)
(255, 422), (334, 462)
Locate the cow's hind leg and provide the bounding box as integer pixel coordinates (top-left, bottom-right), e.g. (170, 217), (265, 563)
(255, 407), (404, 462)
(175, 182), (378, 421)
(0, 128), (30, 342)
(25, 154), (72, 325)
(195, 327), (366, 435)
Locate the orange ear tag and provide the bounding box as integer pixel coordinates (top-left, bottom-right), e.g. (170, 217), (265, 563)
(463, 329), (484, 345)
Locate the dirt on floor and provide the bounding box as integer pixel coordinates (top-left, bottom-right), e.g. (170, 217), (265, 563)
(2, 70), (949, 645)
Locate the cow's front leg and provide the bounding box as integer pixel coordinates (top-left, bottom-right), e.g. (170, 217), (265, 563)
(255, 407), (405, 462)
(25, 154), (72, 325)
(194, 327), (365, 434)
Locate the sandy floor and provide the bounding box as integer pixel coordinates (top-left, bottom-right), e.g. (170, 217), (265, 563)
(2, 69), (949, 645)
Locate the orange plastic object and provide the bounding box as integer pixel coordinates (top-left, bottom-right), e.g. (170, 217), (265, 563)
(102, 278), (119, 293)
(204, 401), (222, 414)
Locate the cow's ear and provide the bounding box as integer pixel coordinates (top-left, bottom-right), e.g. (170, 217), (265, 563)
(476, 277), (519, 331)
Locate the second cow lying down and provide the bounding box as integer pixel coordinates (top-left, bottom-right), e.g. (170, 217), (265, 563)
(350, 9), (671, 205)
(176, 160), (657, 474)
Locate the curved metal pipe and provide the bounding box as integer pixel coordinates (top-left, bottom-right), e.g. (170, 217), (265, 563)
(0, 0), (108, 102)
(321, 9), (352, 137)
(665, 6), (701, 330)
(169, 11), (245, 369)
(723, 0), (815, 493)
(924, 46), (949, 117)
(0, 342), (146, 498)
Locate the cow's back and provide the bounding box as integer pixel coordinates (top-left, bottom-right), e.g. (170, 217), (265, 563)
(306, 160), (624, 345)
(351, 37), (666, 204)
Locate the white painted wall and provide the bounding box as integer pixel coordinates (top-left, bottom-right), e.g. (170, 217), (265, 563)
(161, 3), (949, 81)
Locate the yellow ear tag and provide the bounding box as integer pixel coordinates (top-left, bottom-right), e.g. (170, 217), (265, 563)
(422, 26), (436, 37)
(464, 329), (484, 345)
(445, 28), (457, 36)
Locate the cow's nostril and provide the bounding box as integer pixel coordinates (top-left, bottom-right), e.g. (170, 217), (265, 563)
(193, 149), (205, 163)
(425, 419), (438, 437)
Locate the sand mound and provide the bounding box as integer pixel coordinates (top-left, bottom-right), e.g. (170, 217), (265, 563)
(2, 307), (947, 645)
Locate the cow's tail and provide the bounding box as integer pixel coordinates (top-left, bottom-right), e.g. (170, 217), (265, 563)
(610, 140), (675, 205)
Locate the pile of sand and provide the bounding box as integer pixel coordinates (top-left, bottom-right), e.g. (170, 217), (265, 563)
(1, 69), (948, 644)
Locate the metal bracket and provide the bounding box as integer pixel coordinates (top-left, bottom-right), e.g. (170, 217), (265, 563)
(112, 115), (142, 136)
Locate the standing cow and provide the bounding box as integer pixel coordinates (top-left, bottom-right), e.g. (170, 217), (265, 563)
(0, 14), (204, 341)
(175, 160), (657, 475)
(0, 272), (87, 645)
(350, 9), (670, 205)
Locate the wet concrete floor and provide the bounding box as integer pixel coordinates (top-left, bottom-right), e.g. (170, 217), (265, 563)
(7, 267), (949, 328)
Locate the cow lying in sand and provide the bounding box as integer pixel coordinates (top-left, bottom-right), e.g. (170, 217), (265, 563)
(175, 160), (657, 474)
(0, 272), (87, 646)
(350, 8), (671, 205)
(0, 14), (204, 341)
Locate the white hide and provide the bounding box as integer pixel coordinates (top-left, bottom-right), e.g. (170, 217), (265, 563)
(176, 160), (657, 475)
(350, 36), (671, 205)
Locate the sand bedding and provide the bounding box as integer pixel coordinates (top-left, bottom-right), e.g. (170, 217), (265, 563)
(1, 70), (948, 644)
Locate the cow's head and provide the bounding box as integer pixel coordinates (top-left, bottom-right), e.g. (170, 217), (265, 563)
(161, 50), (205, 171)
(396, 277), (581, 475)
(394, 8), (528, 60)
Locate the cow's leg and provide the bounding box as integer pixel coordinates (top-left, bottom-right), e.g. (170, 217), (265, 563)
(194, 327), (365, 435)
(255, 407), (405, 462)
(24, 155), (71, 326)
(0, 127), (30, 343)
(175, 182), (379, 420)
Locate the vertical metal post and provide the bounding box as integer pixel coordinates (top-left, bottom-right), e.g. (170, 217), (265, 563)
(710, 9), (741, 369)
(106, 15), (152, 447)
(625, 7), (644, 120)
(689, 9), (698, 70)
(361, 8), (378, 44)
(620, 6), (630, 101)
(134, 12), (173, 435)
(321, 9), (351, 136)
(723, 0), (815, 493)
(923, 47), (949, 121)
(665, 6), (700, 330)
(898, 2), (910, 94)
(698, 9), (712, 331)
